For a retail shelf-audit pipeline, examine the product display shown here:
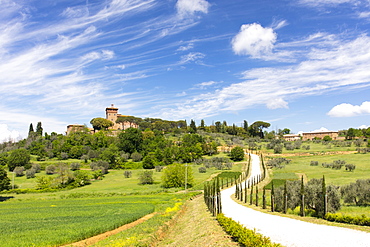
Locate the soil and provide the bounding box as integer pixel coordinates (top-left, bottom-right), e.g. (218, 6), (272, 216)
(61, 212), (157, 247)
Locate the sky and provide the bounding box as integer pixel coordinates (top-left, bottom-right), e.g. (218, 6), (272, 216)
(1, 0), (370, 142)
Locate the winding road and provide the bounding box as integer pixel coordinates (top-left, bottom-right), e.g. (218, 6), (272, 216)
(221, 154), (370, 247)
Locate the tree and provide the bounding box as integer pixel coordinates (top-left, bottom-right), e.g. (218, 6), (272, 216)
(341, 179), (370, 206)
(90, 117), (114, 131)
(243, 120), (248, 132)
(28, 123), (35, 138)
(189, 119), (197, 133)
(36, 122), (43, 136)
(139, 171), (154, 184)
(199, 119), (206, 131)
(230, 146), (244, 161)
(249, 121), (271, 138)
(162, 163), (194, 188)
(7, 149), (31, 171)
(0, 166), (11, 191)
(118, 128), (143, 154)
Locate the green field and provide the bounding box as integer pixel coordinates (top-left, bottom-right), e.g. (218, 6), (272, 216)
(0, 196), (157, 247)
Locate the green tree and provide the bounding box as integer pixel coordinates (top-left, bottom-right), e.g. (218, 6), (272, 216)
(341, 179), (370, 206)
(230, 146), (244, 161)
(189, 119), (197, 133)
(199, 119), (206, 131)
(138, 170), (154, 184)
(142, 152), (157, 169)
(162, 163), (194, 188)
(118, 128), (143, 154)
(90, 117), (114, 131)
(249, 121), (271, 138)
(36, 122), (43, 136)
(28, 123), (35, 138)
(0, 166), (11, 191)
(7, 149), (31, 171)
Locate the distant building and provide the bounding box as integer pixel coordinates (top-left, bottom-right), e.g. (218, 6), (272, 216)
(282, 130), (341, 141)
(66, 104), (138, 135)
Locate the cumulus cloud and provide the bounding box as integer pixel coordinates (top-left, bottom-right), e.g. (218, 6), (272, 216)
(0, 124), (20, 143)
(176, 0), (210, 18)
(231, 23), (277, 58)
(327, 101), (370, 117)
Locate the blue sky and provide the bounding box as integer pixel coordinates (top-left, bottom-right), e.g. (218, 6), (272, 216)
(1, 0), (370, 141)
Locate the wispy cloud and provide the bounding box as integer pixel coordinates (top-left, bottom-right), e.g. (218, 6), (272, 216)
(159, 34), (370, 120)
(176, 0), (210, 19)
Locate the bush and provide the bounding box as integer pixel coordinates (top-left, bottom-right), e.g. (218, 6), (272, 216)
(198, 167), (207, 173)
(26, 168), (36, 179)
(310, 161), (319, 166)
(131, 152), (142, 162)
(325, 213), (370, 226)
(60, 152), (69, 160)
(70, 162), (81, 171)
(229, 146), (244, 161)
(90, 160), (109, 174)
(155, 166), (164, 172)
(45, 165), (56, 175)
(138, 171), (154, 184)
(216, 214), (281, 247)
(123, 170), (132, 178)
(31, 163), (41, 173)
(345, 164), (356, 172)
(14, 167), (25, 177)
(162, 163), (194, 188)
(273, 144), (283, 154)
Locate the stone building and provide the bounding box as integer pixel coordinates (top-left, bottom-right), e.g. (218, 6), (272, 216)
(66, 104), (137, 135)
(282, 130), (340, 141)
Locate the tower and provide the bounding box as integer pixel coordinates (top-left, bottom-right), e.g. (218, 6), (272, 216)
(105, 104), (119, 123)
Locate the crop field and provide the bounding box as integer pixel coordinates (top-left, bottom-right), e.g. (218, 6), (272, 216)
(0, 196), (157, 247)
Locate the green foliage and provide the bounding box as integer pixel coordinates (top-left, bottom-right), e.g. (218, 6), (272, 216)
(142, 152), (157, 169)
(138, 170), (154, 184)
(25, 168), (36, 179)
(229, 146), (244, 161)
(90, 160), (109, 174)
(0, 166), (11, 191)
(70, 162), (81, 171)
(161, 163), (194, 188)
(198, 166), (207, 173)
(216, 214), (281, 247)
(7, 148), (31, 171)
(325, 213), (370, 226)
(123, 170), (132, 178)
(90, 117), (114, 131)
(130, 151), (142, 162)
(118, 128), (143, 154)
(45, 165), (56, 174)
(340, 179), (370, 206)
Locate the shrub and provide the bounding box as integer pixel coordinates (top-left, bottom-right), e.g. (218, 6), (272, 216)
(138, 171), (154, 185)
(155, 166), (164, 172)
(60, 152), (69, 160)
(198, 167), (207, 173)
(325, 213), (370, 226)
(90, 160), (109, 174)
(14, 167), (25, 177)
(162, 163), (194, 188)
(26, 168), (36, 179)
(123, 170), (132, 178)
(45, 165), (56, 175)
(345, 164), (356, 172)
(273, 144), (283, 154)
(70, 162), (81, 171)
(310, 161), (319, 166)
(131, 152), (142, 162)
(31, 163), (41, 173)
(230, 146), (244, 161)
(216, 214), (281, 247)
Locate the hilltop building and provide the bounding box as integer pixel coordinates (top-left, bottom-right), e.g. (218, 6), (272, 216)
(66, 104), (137, 135)
(282, 130), (343, 141)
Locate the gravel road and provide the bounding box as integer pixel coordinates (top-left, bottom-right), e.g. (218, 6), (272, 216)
(221, 154), (370, 247)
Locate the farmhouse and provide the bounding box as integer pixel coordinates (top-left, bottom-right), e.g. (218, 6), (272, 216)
(66, 104), (138, 135)
(282, 130), (341, 141)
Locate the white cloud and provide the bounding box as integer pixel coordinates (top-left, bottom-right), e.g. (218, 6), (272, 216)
(359, 11), (370, 19)
(312, 127), (330, 132)
(358, 125), (370, 129)
(327, 101), (370, 117)
(0, 124), (20, 143)
(231, 23), (277, 58)
(176, 0), (210, 18)
(159, 34), (370, 120)
(193, 80), (220, 89)
(177, 42), (194, 51)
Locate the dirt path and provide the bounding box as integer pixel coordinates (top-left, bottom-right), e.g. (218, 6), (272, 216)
(153, 196), (238, 247)
(62, 213), (156, 247)
(221, 154), (370, 247)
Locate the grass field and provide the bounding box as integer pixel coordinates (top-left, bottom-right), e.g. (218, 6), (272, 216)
(261, 141), (358, 154)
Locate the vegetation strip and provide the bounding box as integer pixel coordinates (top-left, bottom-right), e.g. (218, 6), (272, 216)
(216, 213), (281, 247)
(62, 212), (157, 247)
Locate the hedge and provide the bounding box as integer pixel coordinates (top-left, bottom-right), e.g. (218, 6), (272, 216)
(216, 213), (282, 247)
(325, 213), (370, 226)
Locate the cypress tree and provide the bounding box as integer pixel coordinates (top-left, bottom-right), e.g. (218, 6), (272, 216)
(300, 176), (305, 217)
(262, 187), (266, 209)
(322, 175), (327, 217)
(250, 184), (253, 205)
(284, 180), (288, 214)
(271, 181), (275, 212)
(255, 185), (259, 206)
(28, 123), (34, 138)
(244, 180), (248, 203)
(36, 122), (43, 136)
